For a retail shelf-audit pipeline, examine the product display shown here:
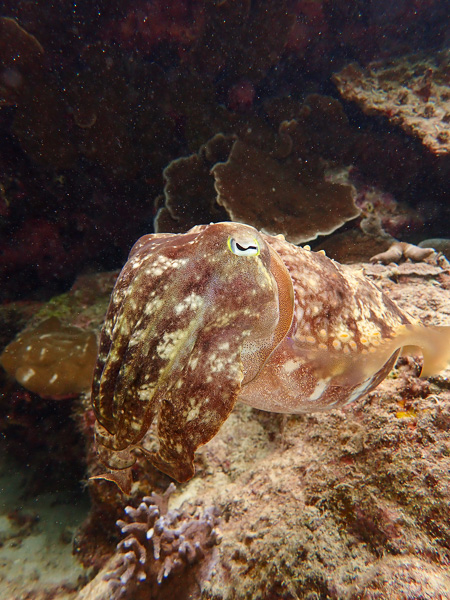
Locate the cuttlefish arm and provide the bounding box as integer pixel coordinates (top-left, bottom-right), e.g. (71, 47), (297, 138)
(91, 223), (294, 492)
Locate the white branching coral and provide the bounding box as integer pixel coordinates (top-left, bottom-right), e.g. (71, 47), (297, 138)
(104, 483), (221, 597)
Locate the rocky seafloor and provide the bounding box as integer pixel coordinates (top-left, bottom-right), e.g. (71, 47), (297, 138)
(0, 256), (449, 600)
(1, 2), (450, 598)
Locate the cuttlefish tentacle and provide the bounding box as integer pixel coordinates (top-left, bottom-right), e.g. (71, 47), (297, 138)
(91, 222), (450, 492)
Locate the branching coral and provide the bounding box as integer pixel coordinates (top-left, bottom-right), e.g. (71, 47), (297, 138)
(104, 483), (221, 598)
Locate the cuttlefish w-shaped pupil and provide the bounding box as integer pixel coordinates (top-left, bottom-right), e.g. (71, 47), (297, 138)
(237, 242), (256, 252)
(228, 236), (260, 256)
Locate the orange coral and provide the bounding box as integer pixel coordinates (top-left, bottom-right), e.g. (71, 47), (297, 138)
(0, 317), (97, 398)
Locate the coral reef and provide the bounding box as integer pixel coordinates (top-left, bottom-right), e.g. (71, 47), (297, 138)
(0, 316), (97, 398)
(334, 50), (450, 155)
(76, 256), (450, 600)
(1, 4), (450, 301)
(212, 138), (358, 243)
(103, 483), (221, 598)
(2, 2), (450, 598)
(156, 95), (360, 243)
(0, 251), (449, 599)
(87, 259), (450, 600)
(370, 241), (436, 264)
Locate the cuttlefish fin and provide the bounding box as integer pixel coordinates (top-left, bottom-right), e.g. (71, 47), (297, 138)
(90, 467), (133, 495)
(399, 325), (450, 377)
(289, 324), (450, 389)
(353, 324), (450, 381)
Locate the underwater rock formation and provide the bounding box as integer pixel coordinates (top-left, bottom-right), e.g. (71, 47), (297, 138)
(79, 257), (450, 600)
(370, 242), (436, 265)
(334, 50), (450, 156)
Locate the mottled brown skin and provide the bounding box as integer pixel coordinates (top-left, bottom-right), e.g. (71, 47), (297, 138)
(92, 223), (293, 485)
(92, 223), (450, 490)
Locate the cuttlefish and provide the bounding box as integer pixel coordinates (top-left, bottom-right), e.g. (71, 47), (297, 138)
(91, 222), (450, 492)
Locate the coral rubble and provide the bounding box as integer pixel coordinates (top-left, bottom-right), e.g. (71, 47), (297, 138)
(370, 241), (436, 265)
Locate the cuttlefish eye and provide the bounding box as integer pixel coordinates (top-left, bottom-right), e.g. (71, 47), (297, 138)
(227, 236), (260, 256)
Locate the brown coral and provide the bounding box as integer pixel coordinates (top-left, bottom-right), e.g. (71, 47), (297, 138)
(0, 316), (98, 398)
(104, 484), (221, 598)
(370, 241), (436, 265)
(212, 137), (358, 244)
(156, 95), (359, 244)
(333, 50), (450, 155)
(154, 134), (232, 233)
